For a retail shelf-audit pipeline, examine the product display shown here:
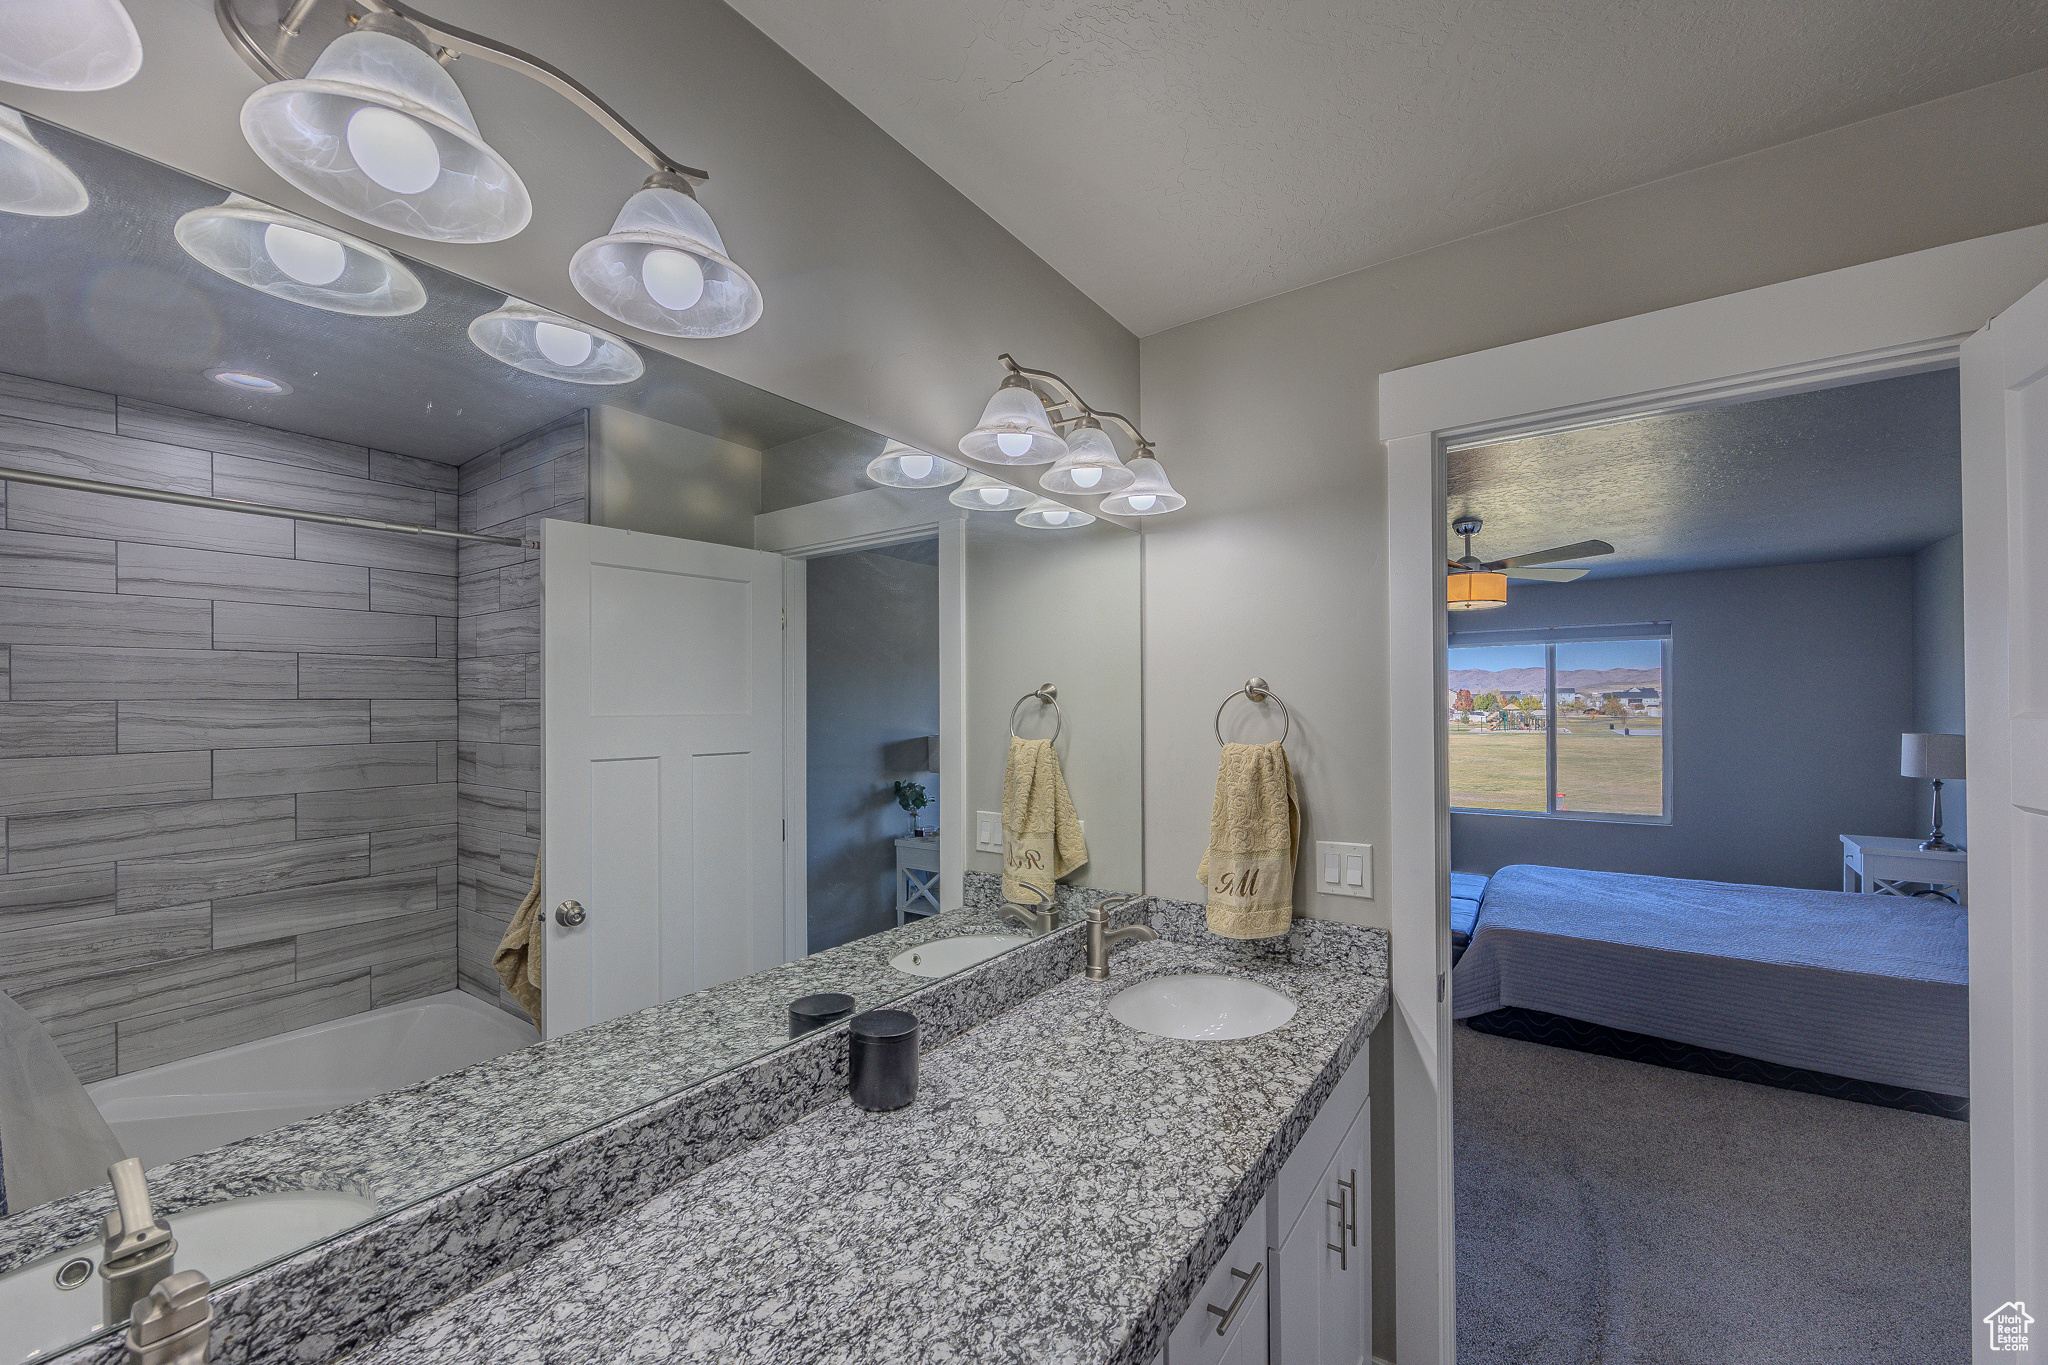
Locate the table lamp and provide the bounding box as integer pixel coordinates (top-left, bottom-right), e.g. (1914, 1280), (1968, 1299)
(1901, 733), (1966, 852)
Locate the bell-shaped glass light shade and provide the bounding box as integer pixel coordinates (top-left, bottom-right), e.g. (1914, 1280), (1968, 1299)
(468, 298), (644, 386)
(1096, 456), (1186, 516)
(0, 106), (86, 216)
(1039, 424), (1135, 496)
(175, 195), (427, 315)
(0, 0), (141, 90)
(1445, 570), (1509, 611)
(867, 441), (966, 489)
(948, 471), (1034, 512)
(959, 381), (1066, 465)
(239, 29), (531, 244)
(1016, 497), (1095, 530)
(569, 182), (763, 338)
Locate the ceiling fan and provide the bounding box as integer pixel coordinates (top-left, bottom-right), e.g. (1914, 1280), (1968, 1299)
(1446, 515), (1613, 611)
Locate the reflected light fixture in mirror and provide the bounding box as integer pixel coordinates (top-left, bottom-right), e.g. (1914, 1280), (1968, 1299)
(209, 368), (292, 395)
(1040, 419), (1135, 496)
(468, 298), (645, 385)
(569, 173), (765, 338)
(949, 471), (1034, 511)
(0, 0), (142, 90)
(1445, 570), (1509, 610)
(1097, 456), (1186, 516)
(175, 195), (428, 315)
(867, 440), (966, 489)
(1016, 497), (1095, 530)
(0, 106), (87, 216)
(960, 375), (1067, 465)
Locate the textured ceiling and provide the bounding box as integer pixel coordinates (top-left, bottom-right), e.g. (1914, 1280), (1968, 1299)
(721, 0), (2048, 334)
(1447, 368), (1962, 580)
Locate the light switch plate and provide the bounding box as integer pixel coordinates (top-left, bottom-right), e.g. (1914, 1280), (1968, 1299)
(975, 811), (1003, 854)
(1315, 841), (1373, 899)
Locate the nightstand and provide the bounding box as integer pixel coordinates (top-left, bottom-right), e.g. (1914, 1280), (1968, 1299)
(894, 836), (941, 925)
(1840, 834), (1967, 905)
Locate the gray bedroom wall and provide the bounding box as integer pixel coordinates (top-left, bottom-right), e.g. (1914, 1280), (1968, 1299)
(804, 545), (940, 953)
(0, 370), (461, 1084)
(1914, 532), (1967, 848)
(1447, 556), (1924, 890)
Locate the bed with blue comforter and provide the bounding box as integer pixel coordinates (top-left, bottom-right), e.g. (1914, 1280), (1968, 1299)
(1452, 863), (1969, 1097)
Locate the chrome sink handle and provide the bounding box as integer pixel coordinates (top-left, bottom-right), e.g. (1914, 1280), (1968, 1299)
(126, 1269), (213, 1365)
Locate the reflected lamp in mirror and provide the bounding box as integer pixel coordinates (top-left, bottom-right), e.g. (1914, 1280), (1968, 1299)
(175, 195), (427, 316)
(0, 106), (86, 216)
(0, 0), (141, 90)
(569, 175), (764, 338)
(1445, 569), (1508, 611)
(468, 299), (644, 385)
(866, 441), (966, 489)
(949, 471), (1034, 512)
(1016, 497), (1095, 530)
(1901, 732), (1966, 852)
(960, 375), (1067, 465)
(1097, 456), (1186, 516)
(1040, 420), (1135, 496)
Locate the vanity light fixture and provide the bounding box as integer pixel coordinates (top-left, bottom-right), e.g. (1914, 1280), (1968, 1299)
(1016, 497), (1095, 530)
(960, 374), (1067, 466)
(1039, 418), (1134, 496)
(1097, 456), (1185, 516)
(468, 298), (644, 385)
(0, 106), (87, 216)
(948, 471), (1034, 512)
(971, 354), (1183, 514)
(0, 0), (143, 91)
(866, 440), (966, 490)
(568, 173), (764, 338)
(175, 195), (428, 316)
(209, 368), (292, 394)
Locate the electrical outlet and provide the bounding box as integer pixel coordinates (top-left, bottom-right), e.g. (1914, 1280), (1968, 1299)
(975, 811), (1003, 854)
(1315, 841), (1373, 899)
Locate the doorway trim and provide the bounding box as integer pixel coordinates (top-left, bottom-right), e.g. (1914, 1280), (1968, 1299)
(1376, 223), (2048, 1365)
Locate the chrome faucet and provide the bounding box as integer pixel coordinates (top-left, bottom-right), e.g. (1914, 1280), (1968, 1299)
(999, 882), (1060, 936)
(1085, 894), (1159, 981)
(101, 1159), (175, 1328)
(125, 1269), (212, 1365)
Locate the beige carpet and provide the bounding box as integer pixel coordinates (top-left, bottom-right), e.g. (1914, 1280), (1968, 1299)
(1455, 1026), (1969, 1364)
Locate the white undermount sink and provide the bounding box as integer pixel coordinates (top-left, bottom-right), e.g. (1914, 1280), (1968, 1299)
(1107, 973), (1298, 1041)
(0, 1188), (379, 1365)
(889, 935), (1028, 978)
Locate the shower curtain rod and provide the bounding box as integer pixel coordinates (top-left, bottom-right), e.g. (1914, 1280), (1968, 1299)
(0, 466), (529, 547)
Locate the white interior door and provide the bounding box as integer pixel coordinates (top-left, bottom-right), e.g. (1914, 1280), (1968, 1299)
(1962, 274), (2048, 1357)
(542, 520), (786, 1039)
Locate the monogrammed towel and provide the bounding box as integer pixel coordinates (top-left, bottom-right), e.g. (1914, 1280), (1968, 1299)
(1002, 736), (1088, 906)
(1197, 740), (1300, 939)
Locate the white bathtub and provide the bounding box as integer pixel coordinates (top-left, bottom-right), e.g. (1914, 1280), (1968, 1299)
(86, 991), (538, 1170)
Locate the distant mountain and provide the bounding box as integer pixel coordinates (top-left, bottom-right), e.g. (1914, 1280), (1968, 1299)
(1447, 666), (1661, 693)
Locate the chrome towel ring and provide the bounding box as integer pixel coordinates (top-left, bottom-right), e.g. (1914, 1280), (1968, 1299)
(1214, 677), (1291, 746)
(1011, 683), (1062, 741)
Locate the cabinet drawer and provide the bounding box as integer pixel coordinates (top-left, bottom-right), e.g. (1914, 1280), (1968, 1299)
(1168, 1194), (1269, 1365)
(1270, 1052), (1369, 1249)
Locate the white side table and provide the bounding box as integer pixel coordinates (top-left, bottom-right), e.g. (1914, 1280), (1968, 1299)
(1840, 834), (1967, 905)
(895, 836), (941, 926)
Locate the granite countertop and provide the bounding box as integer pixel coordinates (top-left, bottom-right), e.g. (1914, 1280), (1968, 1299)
(344, 916), (1390, 1365)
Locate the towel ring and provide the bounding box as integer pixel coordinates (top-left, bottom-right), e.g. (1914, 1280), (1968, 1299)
(1214, 677), (1291, 747)
(1010, 683), (1062, 742)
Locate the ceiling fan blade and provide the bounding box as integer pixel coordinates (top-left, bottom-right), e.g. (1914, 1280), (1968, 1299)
(1504, 566), (1588, 582)
(1491, 539), (1615, 569)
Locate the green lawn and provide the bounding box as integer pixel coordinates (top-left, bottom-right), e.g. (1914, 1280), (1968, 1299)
(1448, 722), (1663, 816)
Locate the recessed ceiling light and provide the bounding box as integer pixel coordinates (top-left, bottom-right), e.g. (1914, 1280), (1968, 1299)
(209, 369), (291, 394)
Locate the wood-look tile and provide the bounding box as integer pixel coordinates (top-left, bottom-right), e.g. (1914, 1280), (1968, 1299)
(6, 795), (297, 872)
(372, 953), (458, 1008)
(456, 537), (524, 577)
(0, 904), (211, 995)
(495, 834), (540, 880)
(214, 453), (438, 525)
(296, 905), (455, 983)
(118, 699), (369, 751)
(456, 447), (501, 497)
(49, 1022), (116, 1083)
(1, 644), (9, 699)
(0, 750), (212, 816)
(456, 783), (528, 838)
(294, 781), (456, 838)
(498, 558), (540, 610)
(118, 834), (370, 912)
(470, 605), (539, 656)
(456, 907), (510, 989)
(456, 820), (508, 867)
(457, 655), (525, 699)
(0, 701), (116, 758)
(116, 399), (368, 478)
(468, 452), (588, 530)
(526, 789), (542, 834)
(0, 585), (212, 648)
(8, 645), (296, 700)
(436, 616), (455, 659)
(0, 864), (116, 929)
(297, 653), (455, 699)
(456, 611), (478, 659)
(457, 699), (501, 743)
(0, 529), (116, 592)
(468, 864), (531, 917)
(14, 940), (295, 1055)
(457, 569), (500, 617)
(116, 970), (372, 1073)
(368, 698), (455, 743)
(495, 413), (586, 483)
(437, 738), (457, 783)
(499, 699), (542, 745)
(0, 412), (212, 494)
(458, 742), (542, 793)
(526, 653), (543, 698)
(214, 601), (437, 656)
(295, 520), (455, 576)
(435, 492), (458, 532)
(368, 449), (458, 494)
(117, 543), (368, 610)
(213, 870), (438, 948)
(6, 483), (298, 556)
(212, 741), (440, 797)
(0, 373), (116, 433)
(369, 824), (455, 875)
(367, 568), (456, 616)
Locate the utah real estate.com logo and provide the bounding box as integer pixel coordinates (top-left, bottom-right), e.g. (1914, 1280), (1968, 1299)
(1986, 1301), (2034, 1351)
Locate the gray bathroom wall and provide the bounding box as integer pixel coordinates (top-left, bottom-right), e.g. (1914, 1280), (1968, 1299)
(0, 370), (460, 1084)
(805, 543), (940, 952)
(587, 407), (761, 549)
(454, 414), (590, 1015)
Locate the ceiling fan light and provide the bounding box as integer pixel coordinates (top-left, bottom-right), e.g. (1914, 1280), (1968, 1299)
(467, 297), (644, 385)
(1016, 497), (1094, 530)
(960, 379), (1066, 465)
(867, 441), (966, 490)
(1039, 422), (1136, 495)
(0, 106), (87, 216)
(1096, 456), (1185, 515)
(569, 180), (762, 338)
(948, 471), (1033, 511)
(1446, 570), (1509, 611)
(0, 0), (141, 91)
(175, 195), (428, 315)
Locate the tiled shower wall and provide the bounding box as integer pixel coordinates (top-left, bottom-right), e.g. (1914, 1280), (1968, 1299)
(0, 371), (461, 1083)
(454, 413), (588, 1016)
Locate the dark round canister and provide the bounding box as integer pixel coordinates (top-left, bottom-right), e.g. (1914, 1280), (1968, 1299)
(788, 992), (856, 1039)
(848, 1008), (919, 1112)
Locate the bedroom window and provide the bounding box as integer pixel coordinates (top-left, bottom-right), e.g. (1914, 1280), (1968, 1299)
(1447, 629), (1669, 822)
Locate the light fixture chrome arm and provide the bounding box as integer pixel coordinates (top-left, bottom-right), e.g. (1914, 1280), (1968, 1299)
(996, 353), (1157, 459)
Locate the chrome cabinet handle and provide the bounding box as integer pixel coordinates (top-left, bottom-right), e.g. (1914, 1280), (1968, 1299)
(1328, 1169), (1359, 1267)
(1343, 1169), (1359, 1247)
(1205, 1260), (1262, 1337)
(1327, 1193), (1348, 1270)
(554, 900), (586, 927)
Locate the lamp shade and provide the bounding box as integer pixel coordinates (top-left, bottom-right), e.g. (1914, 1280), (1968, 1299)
(175, 195), (427, 315)
(1016, 497), (1094, 530)
(0, 106), (86, 216)
(1096, 456), (1185, 516)
(948, 471), (1033, 511)
(1901, 733), (1966, 781)
(1446, 570), (1508, 611)
(959, 379), (1066, 465)
(1040, 422), (1135, 496)
(866, 441), (965, 489)
(239, 27), (531, 244)
(467, 298), (643, 385)
(0, 0), (141, 91)
(569, 181), (763, 338)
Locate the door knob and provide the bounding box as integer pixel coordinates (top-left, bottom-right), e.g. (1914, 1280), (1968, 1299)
(554, 900), (586, 928)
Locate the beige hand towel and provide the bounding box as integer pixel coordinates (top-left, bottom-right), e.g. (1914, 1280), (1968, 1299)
(493, 855), (545, 1025)
(1002, 736), (1088, 905)
(1197, 741), (1300, 939)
